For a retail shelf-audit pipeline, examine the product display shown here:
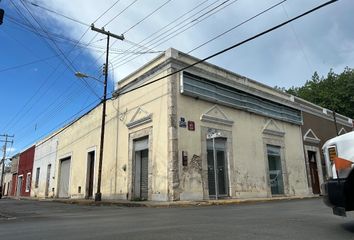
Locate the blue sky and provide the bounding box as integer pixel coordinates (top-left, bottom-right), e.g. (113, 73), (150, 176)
(1, 0), (353, 156)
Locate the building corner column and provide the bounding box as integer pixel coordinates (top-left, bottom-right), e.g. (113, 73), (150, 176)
(167, 67), (179, 201)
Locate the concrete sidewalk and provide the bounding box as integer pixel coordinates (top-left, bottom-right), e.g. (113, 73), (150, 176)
(4, 195), (320, 208)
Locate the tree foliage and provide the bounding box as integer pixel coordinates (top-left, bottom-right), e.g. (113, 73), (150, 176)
(284, 67), (354, 118)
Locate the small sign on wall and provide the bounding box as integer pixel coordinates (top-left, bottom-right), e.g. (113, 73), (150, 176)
(179, 117), (186, 128)
(188, 121), (195, 131)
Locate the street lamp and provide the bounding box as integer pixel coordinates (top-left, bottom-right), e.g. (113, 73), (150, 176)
(75, 72), (104, 84)
(75, 71), (106, 202)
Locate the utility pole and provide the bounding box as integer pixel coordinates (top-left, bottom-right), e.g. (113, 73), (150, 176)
(332, 111), (339, 136)
(90, 24), (124, 201)
(0, 134), (14, 199)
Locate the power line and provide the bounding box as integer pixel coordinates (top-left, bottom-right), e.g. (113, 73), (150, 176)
(13, 83), (90, 141)
(92, 0), (122, 24)
(2, 0), (126, 136)
(110, 0), (231, 66)
(116, 0), (338, 98)
(0, 55), (58, 73)
(14, 99), (100, 151)
(19, 0), (78, 73)
(9, 0), (338, 157)
(18, 1), (104, 100)
(5, 8), (101, 97)
(122, 0), (173, 34)
(19, 90), (169, 161)
(112, 0), (238, 68)
(281, 2), (314, 72)
(7, 16), (106, 50)
(188, 0), (287, 53)
(103, 0), (139, 27)
(24, 0), (91, 27)
(107, 0), (211, 64)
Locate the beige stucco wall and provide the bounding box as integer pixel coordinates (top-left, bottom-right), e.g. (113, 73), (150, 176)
(3, 171), (12, 196)
(114, 67), (171, 201)
(175, 69), (309, 200)
(44, 48), (309, 202)
(55, 103), (104, 198)
(53, 62), (171, 200)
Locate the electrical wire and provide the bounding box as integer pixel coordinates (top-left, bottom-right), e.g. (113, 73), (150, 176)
(188, 0), (287, 53)
(19, 0), (110, 98)
(122, 0), (173, 34)
(7, 16), (106, 50)
(108, 0), (210, 64)
(24, 0), (91, 27)
(0, 55), (58, 73)
(109, 0), (224, 66)
(11, 0), (338, 155)
(112, 0), (238, 68)
(116, 0), (339, 97)
(281, 2), (314, 72)
(18, 0), (78, 73)
(103, 0), (139, 27)
(2, 0), (126, 139)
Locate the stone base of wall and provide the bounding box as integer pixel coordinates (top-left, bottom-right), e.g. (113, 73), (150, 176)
(103, 193), (127, 200)
(152, 193), (168, 201)
(180, 192), (203, 201)
(234, 191), (268, 199)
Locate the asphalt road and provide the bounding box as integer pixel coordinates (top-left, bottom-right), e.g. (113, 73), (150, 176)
(0, 198), (353, 240)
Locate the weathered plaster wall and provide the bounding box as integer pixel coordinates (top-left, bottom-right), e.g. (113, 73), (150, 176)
(114, 66), (171, 201)
(173, 57), (309, 200)
(31, 136), (58, 198)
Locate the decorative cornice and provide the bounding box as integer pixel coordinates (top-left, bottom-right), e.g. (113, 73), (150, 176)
(200, 114), (234, 126)
(262, 119), (285, 137)
(263, 129), (285, 137)
(126, 114), (152, 129)
(303, 129), (321, 144)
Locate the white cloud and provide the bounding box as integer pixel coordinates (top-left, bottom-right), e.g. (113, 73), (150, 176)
(28, 0), (354, 88)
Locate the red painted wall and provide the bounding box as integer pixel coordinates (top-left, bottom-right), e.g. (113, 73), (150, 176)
(10, 174), (17, 196)
(17, 146), (35, 197)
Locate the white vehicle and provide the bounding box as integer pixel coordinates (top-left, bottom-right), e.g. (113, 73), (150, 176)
(322, 131), (354, 216)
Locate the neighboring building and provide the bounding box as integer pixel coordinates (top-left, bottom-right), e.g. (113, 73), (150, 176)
(31, 135), (58, 198)
(2, 167), (12, 196)
(9, 154), (19, 196)
(295, 97), (353, 195)
(17, 146), (35, 197)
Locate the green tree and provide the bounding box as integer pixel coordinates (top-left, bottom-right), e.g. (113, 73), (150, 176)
(284, 67), (354, 118)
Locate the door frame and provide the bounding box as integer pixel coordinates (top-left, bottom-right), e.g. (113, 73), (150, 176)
(262, 133), (289, 197)
(17, 175), (23, 197)
(206, 137), (229, 199)
(57, 155), (72, 198)
(45, 164), (52, 197)
(201, 127), (233, 200)
(127, 127), (153, 201)
(304, 145), (323, 195)
(85, 149), (96, 199)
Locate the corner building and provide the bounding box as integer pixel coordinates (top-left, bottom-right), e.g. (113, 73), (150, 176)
(109, 48), (309, 201)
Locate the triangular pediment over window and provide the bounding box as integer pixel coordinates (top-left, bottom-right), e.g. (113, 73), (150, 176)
(338, 127), (347, 135)
(200, 105), (234, 126)
(303, 129), (320, 144)
(126, 107), (152, 129)
(262, 119), (285, 137)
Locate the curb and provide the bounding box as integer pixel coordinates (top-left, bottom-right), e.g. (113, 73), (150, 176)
(3, 195), (321, 208)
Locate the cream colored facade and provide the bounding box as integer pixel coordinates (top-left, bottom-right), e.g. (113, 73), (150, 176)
(31, 135), (58, 198)
(34, 48), (310, 201)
